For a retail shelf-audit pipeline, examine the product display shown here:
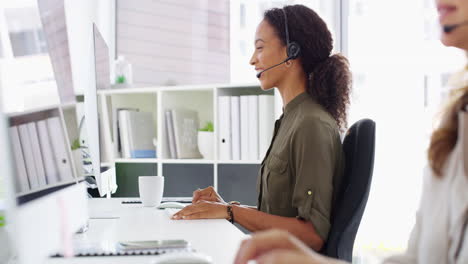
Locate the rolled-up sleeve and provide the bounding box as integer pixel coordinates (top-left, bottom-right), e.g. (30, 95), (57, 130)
(290, 118), (336, 241)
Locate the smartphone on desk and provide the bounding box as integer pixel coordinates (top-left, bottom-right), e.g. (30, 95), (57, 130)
(118, 240), (189, 250)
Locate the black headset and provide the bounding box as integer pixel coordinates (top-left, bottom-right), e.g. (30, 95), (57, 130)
(282, 8), (301, 61)
(256, 8), (301, 78)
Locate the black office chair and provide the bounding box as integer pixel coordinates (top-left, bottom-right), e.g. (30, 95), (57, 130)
(321, 119), (376, 262)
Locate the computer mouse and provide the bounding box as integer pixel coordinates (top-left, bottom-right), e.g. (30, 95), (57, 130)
(152, 251), (213, 264)
(158, 202), (188, 209)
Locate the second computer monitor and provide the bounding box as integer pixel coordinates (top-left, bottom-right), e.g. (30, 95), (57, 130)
(84, 23), (114, 197)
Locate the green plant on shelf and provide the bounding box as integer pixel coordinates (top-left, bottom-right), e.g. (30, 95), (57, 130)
(71, 139), (81, 151)
(116, 75), (126, 84)
(199, 121), (214, 132)
(0, 215), (5, 227)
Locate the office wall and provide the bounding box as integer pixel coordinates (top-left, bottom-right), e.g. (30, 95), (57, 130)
(116, 0), (230, 86)
(64, 0), (116, 95)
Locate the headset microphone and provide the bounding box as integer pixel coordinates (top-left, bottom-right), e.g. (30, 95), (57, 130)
(256, 8), (301, 79)
(443, 21), (468, 33)
(256, 59), (288, 78)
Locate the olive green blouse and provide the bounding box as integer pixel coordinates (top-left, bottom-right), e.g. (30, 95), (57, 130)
(257, 92), (344, 241)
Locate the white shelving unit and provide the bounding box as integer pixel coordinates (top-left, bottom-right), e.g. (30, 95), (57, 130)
(97, 83), (279, 193)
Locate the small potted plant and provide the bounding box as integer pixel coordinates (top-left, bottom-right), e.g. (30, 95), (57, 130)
(198, 121), (214, 159)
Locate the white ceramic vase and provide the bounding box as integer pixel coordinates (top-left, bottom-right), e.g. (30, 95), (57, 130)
(197, 131), (214, 159)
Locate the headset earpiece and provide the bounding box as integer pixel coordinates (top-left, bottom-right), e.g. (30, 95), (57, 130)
(287, 41), (301, 60)
(282, 8), (301, 61)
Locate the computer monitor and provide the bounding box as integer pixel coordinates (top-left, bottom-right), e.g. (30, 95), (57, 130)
(0, 0), (88, 263)
(83, 23), (116, 197)
(4, 107), (88, 264)
(93, 23), (111, 91)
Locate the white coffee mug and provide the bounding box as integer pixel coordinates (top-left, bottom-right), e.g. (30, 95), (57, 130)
(138, 176), (164, 207)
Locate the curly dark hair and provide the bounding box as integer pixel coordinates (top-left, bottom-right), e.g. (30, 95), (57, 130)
(264, 5), (352, 131)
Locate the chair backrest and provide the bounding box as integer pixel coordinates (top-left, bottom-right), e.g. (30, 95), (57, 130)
(321, 119), (376, 262)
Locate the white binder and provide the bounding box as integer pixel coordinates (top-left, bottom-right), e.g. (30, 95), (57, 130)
(9, 126), (30, 192)
(258, 95), (275, 160)
(218, 96), (231, 160)
(47, 117), (74, 181)
(119, 110), (132, 158)
(27, 123), (47, 187)
(165, 110), (177, 159)
(247, 95), (259, 161)
(37, 120), (60, 185)
(240, 96), (249, 160)
(112, 107), (138, 158)
(230, 96), (240, 160)
(18, 124), (40, 190)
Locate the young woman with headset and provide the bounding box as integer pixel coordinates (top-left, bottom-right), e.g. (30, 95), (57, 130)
(233, 0), (468, 263)
(172, 4), (352, 251)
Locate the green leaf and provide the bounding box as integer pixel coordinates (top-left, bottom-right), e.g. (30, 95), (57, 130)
(199, 121), (214, 132)
(71, 139), (81, 150)
(116, 75), (126, 84)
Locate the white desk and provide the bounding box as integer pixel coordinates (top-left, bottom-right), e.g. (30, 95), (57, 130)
(48, 198), (247, 264)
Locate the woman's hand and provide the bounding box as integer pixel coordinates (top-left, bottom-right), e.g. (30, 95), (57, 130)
(171, 201), (228, 220)
(234, 230), (346, 264)
(192, 186), (226, 204)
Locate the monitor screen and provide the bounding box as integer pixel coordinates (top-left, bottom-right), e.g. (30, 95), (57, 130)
(0, 1), (88, 263)
(0, 0), (74, 114)
(2, 0), (79, 203)
(93, 23), (111, 91)
(84, 23), (115, 197)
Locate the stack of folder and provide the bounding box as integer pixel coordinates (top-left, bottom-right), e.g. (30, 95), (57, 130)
(218, 94), (275, 161)
(9, 117), (74, 193)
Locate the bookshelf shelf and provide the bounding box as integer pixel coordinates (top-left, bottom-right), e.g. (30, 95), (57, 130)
(96, 83), (260, 95)
(101, 162), (114, 167)
(113, 158), (220, 164)
(60, 101), (77, 110)
(217, 160), (262, 164)
(114, 158), (159, 163)
(160, 159), (215, 164)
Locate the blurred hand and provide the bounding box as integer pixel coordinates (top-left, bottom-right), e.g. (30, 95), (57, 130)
(234, 230), (345, 264)
(192, 186), (226, 204)
(171, 200), (228, 220)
